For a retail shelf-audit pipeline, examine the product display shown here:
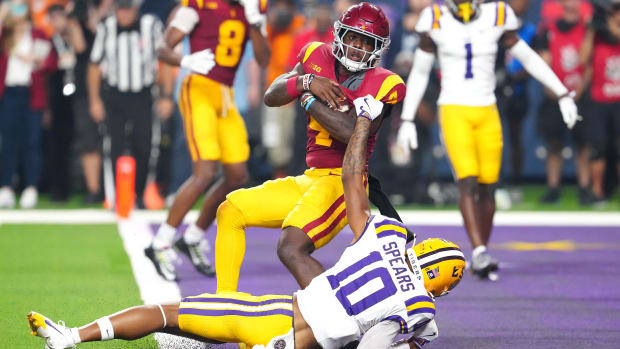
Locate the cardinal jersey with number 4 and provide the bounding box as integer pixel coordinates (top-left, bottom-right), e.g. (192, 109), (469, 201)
(417, 2), (519, 106)
(297, 42), (406, 169)
(296, 215), (437, 349)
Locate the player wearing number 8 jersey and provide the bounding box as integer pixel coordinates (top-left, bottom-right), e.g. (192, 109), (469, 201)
(150, 0), (271, 281)
(26, 93), (465, 349)
(396, 0), (581, 279)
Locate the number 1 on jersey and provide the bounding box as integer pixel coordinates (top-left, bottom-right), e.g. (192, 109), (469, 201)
(464, 43), (473, 79)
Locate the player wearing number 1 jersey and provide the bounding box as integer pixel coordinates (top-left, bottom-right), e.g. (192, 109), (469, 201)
(150, 0), (271, 281)
(26, 93), (465, 349)
(396, 0), (581, 279)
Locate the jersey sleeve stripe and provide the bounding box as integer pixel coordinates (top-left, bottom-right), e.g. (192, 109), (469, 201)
(375, 74), (405, 102)
(383, 315), (409, 334)
(179, 308), (293, 318)
(374, 219), (406, 230)
(432, 4), (442, 29)
(196, 0), (204, 9)
(407, 301), (435, 313)
(375, 225), (407, 240)
(495, 1), (506, 26)
(405, 295), (434, 307)
(303, 42), (324, 63)
(407, 307), (436, 316)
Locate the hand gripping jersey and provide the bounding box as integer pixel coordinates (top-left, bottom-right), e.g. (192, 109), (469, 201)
(296, 215), (437, 349)
(297, 42), (406, 169)
(181, 0), (253, 86)
(416, 2), (519, 106)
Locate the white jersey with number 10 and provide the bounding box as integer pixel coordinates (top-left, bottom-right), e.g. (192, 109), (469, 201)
(296, 215), (437, 349)
(416, 2), (519, 106)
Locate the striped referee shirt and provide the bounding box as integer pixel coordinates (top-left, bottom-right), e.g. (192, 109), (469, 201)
(90, 14), (163, 93)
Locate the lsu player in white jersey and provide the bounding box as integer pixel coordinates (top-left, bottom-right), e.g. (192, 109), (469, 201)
(396, 0), (581, 279)
(26, 96), (465, 349)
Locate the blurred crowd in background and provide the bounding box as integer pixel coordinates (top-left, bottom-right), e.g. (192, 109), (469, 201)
(0, 0), (618, 209)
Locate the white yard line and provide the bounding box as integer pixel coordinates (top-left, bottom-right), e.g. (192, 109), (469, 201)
(1, 209), (620, 227)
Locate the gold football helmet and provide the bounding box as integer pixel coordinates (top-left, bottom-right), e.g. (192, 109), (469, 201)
(409, 238), (466, 297)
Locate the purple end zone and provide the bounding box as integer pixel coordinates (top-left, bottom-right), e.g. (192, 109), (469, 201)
(150, 224), (620, 349)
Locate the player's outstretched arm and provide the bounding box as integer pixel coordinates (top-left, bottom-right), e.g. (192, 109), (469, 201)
(342, 96), (383, 239)
(157, 6), (197, 67)
(503, 30), (581, 128)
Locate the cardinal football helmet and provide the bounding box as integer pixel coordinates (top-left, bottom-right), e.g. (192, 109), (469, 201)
(332, 2), (390, 72)
(408, 238), (466, 298)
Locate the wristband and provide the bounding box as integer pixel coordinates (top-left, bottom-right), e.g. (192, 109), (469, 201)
(302, 74), (315, 91)
(286, 76), (301, 98)
(358, 110), (372, 121)
(300, 93), (316, 111)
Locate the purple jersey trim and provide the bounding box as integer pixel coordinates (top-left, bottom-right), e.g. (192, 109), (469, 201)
(383, 315), (409, 334)
(376, 230), (407, 240)
(405, 295), (434, 307)
(407, 307), (436, 316)
(374, 219), (406, 230)
(349, 215), (374, 247)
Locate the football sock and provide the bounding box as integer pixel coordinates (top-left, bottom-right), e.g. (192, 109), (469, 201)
(153, 223), (176, 249)
(96, 316), (114, 341)
(215, 200), (246, 293)
(472, 245), (487, 260)
(69, 328), (81, 344)
(183, 223), (204, 245)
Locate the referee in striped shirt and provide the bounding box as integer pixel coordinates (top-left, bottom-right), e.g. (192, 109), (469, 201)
(87, 0), (173, 207)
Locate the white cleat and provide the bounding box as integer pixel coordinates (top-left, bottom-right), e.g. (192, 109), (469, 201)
(144, 245), (179, 281)
(0, 186), (15, 208)
(19, 186), (39, 209)
(27, 312), (76, 348)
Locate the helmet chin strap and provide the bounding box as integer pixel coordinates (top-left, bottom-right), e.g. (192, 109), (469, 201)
(458, 2), (473, 22)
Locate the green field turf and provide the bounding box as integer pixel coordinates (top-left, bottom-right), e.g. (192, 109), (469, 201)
(0, 224), (158, 348)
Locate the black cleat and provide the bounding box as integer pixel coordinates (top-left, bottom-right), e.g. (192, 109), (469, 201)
(175, 238), (215, 277)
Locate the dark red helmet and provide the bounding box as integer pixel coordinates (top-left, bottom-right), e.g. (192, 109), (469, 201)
(332, 2), (391, 72)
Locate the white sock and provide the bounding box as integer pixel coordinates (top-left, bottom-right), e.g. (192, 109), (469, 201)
(472, 245), (487, 259)
(70, 328), (81, 344)
(183, 223), (204, 245)
(153, 223), (177, 249)
(96, 316), (114, 341)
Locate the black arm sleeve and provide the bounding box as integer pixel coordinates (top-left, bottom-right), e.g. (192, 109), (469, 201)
(368, 174), (416, 243)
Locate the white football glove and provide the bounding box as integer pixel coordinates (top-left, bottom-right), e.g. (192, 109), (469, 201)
(397, 120), (418, 150)
(239, 0), (266, 27)
(353, 94), (383, 121)
(180, 48), (216, 75)
(558, 91), (582, 129)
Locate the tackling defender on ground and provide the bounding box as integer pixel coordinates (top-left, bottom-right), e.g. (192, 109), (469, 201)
(27, 95), (465, 348)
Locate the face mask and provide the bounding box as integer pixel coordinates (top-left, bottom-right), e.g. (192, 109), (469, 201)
(458, 2), (472, 22)
(11, 3), (28, 18)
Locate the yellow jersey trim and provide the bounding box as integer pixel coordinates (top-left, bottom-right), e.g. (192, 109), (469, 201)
(375, 74), (404, 103)
(496, 2), (506, 26)
(432, 4), (442, 29)
(303, 42), (324, 64)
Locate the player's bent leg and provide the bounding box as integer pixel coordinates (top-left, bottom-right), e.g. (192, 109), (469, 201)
(215, 199), (248, 292)
(278, 226), (324, 288)
(28, 303), (179, 347)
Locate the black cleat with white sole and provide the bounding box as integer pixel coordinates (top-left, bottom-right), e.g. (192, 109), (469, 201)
(145, 245), (178, 281)
(175, 238), (215, 277)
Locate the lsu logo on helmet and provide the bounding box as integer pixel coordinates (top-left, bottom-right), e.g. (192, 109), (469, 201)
(414, 238), (465, 297)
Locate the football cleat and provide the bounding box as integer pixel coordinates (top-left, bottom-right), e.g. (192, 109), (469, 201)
(0, 186), (15, 208)
(175, 238), (215, 277)
(470, 249), (499, 280)
(27, 312), (76, 348)
(144, 245), (178, 281)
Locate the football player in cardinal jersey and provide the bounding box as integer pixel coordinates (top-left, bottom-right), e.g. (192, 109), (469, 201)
(148, 0), (270, 281)
(396, 0), (581, 279)
(214, 2), (411, 293)
(27, 94), (465, 349)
